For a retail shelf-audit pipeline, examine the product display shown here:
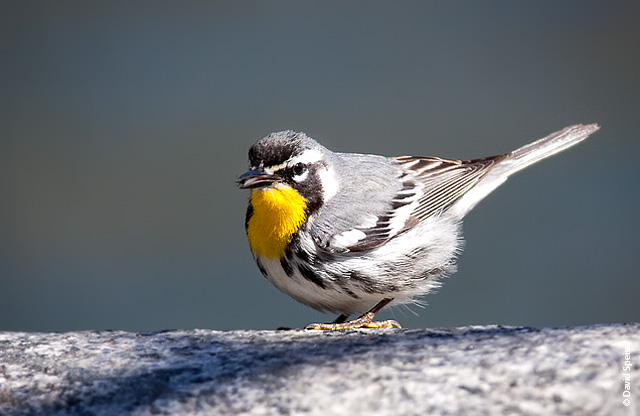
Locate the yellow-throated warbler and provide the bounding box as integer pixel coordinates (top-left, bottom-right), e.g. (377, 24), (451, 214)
(238, 124), (599, 330)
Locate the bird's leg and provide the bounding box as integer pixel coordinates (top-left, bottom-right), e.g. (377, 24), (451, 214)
(305, 298), (401, 330)
(332, 314), (349, 324)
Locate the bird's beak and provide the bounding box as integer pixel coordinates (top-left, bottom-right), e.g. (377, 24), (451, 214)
(237, 169), (280, 189)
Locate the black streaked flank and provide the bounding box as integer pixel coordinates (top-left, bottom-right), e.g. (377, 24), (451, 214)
(286, 235), (316, 265)
(294, 247), (312, 264)
(244, 204), (254, 231)
(280, 257), (294, 277)
(298, 264), (326, 289)
(348, 271), (376, 294)
(256, 258), (268, 277)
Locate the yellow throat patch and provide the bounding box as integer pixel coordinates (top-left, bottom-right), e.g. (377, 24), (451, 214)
(247, 184), (308, 259)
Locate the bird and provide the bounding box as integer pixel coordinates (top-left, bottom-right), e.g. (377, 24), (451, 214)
(237, 124), (600, 330)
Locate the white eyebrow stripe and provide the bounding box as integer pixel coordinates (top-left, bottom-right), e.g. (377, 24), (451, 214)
(263, 149), (324, 175)
(263, 163), (285, 175)
(288, 149), (323, 166)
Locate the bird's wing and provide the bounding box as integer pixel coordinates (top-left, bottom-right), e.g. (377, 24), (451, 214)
(315, 154), (507, 253)
(394, 155), (508, 222)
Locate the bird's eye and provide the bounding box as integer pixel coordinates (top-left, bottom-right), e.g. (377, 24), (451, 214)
(293, 163), (305, 176)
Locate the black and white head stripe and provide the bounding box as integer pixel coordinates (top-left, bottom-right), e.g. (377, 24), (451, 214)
(248, 131), (325, 169)
(247, 130), (340, 207)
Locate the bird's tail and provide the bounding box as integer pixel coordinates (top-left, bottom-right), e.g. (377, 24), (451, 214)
(496, 123), (600, 177)
(447, 123), (600, 218)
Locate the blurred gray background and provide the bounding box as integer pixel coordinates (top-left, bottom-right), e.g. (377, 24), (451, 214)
(2, 1), (638, 332)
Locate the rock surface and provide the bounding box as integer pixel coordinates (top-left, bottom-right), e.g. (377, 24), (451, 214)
(0, 324), (638, 415)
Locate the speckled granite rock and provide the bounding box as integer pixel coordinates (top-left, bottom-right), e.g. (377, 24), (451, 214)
(0, 324), (638, 415)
